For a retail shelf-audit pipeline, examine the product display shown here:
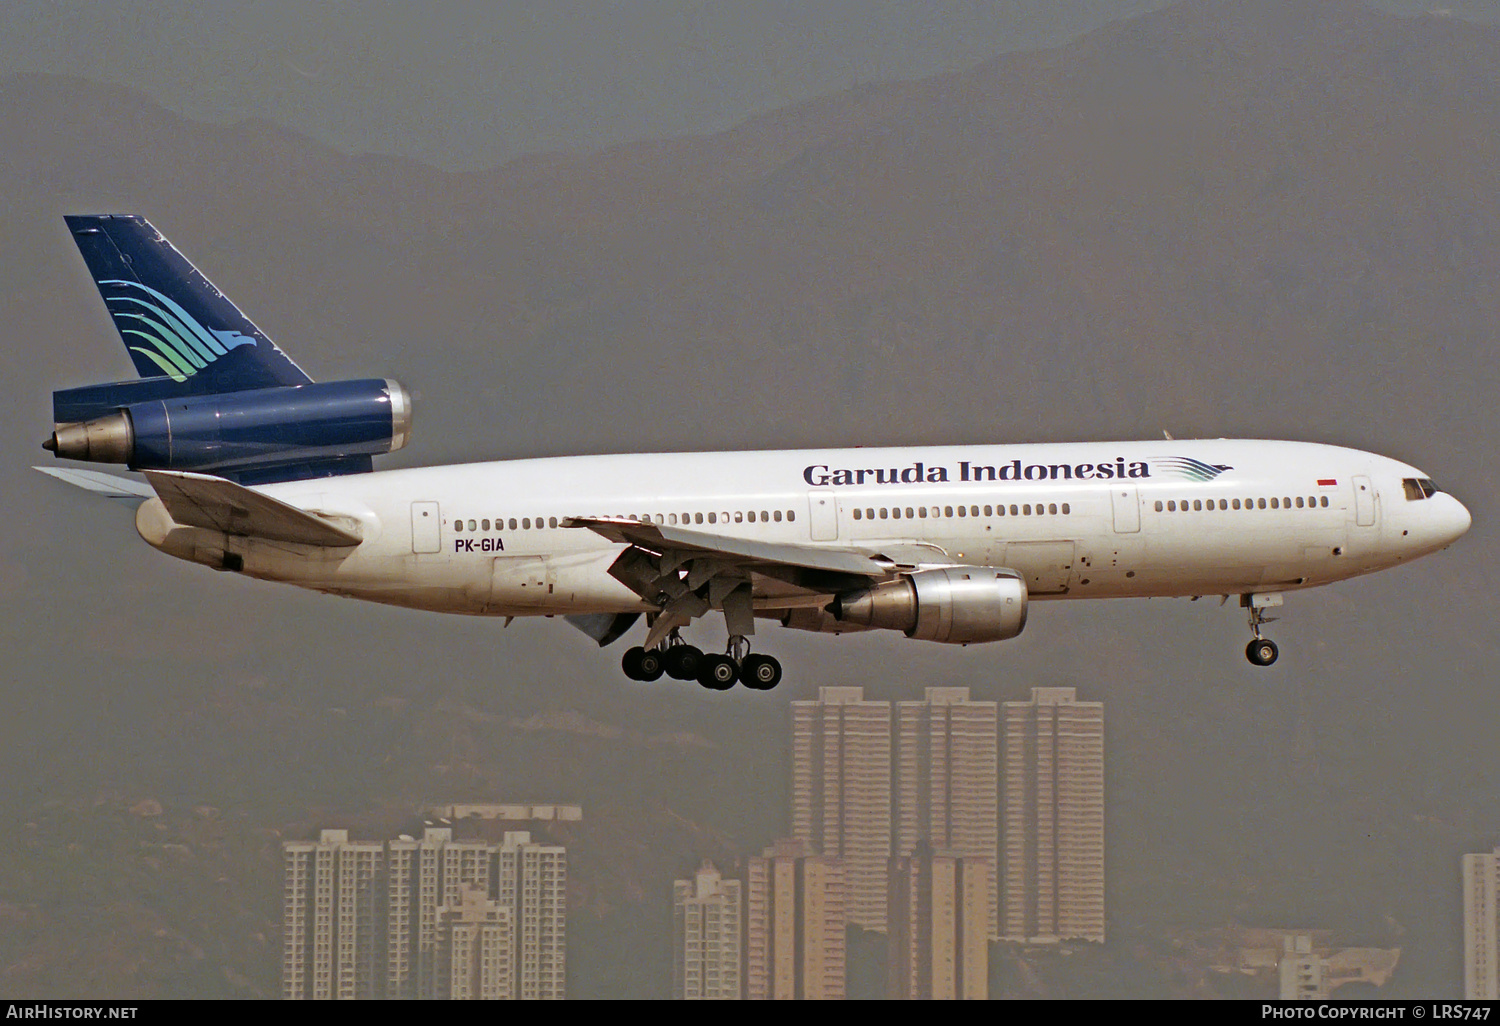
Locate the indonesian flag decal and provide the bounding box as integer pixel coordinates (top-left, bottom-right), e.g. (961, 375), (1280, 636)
(1317, 478), (1338, 487)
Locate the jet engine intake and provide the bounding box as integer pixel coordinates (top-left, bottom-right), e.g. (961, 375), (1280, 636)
(830, 566), (1028, 644)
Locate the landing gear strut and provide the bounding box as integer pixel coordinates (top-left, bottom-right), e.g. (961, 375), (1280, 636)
(1241, 593), (1281, 667)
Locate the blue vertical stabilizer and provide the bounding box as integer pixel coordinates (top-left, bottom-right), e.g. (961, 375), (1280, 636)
(64, 215), (312, 391)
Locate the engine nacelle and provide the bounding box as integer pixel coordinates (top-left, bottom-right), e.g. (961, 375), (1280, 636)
(830, 567), (1028, 644)
(47, 378), (411, 475)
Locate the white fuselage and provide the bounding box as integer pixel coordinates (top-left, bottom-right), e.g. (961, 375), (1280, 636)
(136, 438), (1471, 624)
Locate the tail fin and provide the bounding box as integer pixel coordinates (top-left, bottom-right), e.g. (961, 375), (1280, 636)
(64, 215), (311, 391)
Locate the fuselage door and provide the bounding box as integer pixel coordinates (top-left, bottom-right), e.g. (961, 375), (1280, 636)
(1111, 485), (1141, 533)
(1353, 475), (1376, 527)
(808, 490), (839, 542)
(411, 501), (441, 553)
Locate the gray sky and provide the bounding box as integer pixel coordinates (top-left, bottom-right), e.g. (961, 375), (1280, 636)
(2, 1), (1496, 170)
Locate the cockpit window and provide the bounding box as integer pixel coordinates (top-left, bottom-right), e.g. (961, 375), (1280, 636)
(1403, 477), (1440, 500)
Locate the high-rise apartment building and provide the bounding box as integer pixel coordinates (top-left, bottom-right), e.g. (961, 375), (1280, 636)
(1464, 846), (1500, 999)
(387, 827), (493, 998)
(895, 687), (998, 939)
(746, 838), (846, 1000)
(792, 686), (892, 931)
(284, 824), (567, 999)
(443, 884), (514, 999)
(887, 841), (989, 1000)
(499, 830), (568, 1000)
(673, 861), (743, 1000)
(1001, 686), (1105, 943)
(283, 829), (384, 1000)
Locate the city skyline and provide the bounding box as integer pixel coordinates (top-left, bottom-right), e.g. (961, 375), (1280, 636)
(283, 826), (567, 1000)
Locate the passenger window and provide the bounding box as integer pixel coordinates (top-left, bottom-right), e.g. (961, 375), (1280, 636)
(1269, 498), (1278, 509)
(522, 518), (531, 529)
(957, 506), (966, 518)
(696, 513), (705, 524)
(1296, 496), (1305, 508)
(879, 508), (888, 520)
(1049, 503), (1058, 515)
(853, 508), (862, 520)
(762, 511), (770, 522)
(984, 505), (993, 516)
(669, 514), (678, 525)
(918, 507), (927, 519)
(787, 511), (795, 521)
(547, 517), (556, 528)
(904, 507), (913, 519)
(892, 508), (902, 520)
(1023, 504), (1032, 516)
(734, 512), (743, 523)
(1192, 500), (1201, 512)
(945, 506), (954, 517)
(1320, 496), (1329, 507)
(774, 510), (782, 522)
(508, 518), (517, 530)
(1062, 502), (1071, 514)
(480, 519), (489, 531)
(1256, 498), (1265, 510)
(865, 508), (874, 520)
(708, 513), (717, 524)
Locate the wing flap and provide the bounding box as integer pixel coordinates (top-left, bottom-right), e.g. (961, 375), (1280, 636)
(144, 470), (362, 547)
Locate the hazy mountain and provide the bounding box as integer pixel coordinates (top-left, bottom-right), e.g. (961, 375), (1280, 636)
(0, 0), (1495, 997)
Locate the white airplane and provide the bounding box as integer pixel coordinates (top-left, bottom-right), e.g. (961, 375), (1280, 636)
(39, 217), (1472, 689)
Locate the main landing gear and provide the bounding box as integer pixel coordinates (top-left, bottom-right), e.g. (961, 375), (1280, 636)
(621, 633), (783, 691)
(1242, 593), (1282, 667)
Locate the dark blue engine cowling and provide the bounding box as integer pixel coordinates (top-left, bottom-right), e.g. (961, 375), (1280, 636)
(127, 378), (410, 473)
(47, 377), (412, 482)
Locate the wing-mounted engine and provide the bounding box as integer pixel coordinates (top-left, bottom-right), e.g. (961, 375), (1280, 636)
(829, 566), (1028, 644)
(45, 378), (412, 484)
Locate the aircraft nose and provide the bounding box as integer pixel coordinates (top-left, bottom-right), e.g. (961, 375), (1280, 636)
(1445, 495), (1473, 544)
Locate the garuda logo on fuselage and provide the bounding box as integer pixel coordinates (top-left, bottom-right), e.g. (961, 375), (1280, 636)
(101, 279), (258, 382)
(1155, 456), (1233, 482)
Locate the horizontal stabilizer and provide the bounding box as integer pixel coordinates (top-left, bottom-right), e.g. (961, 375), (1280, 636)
(144, 470), (362, 547)
(33, 465), (155, 503)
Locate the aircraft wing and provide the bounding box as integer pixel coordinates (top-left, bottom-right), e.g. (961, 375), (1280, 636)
(562, 516), (891, 578)
(562, 515), (894, 648)
(144, 470), (362, 547)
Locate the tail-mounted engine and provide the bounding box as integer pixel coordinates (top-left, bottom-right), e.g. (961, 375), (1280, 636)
(45, 378), (411, 483)
(828, 566), (1028, 644)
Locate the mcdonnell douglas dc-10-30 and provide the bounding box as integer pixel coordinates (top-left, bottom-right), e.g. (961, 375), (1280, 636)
(38, 216), (1471, 689)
